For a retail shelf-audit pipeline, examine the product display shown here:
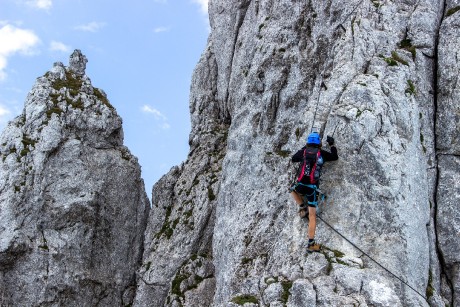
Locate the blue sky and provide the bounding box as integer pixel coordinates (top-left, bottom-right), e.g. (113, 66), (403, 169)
(0, 0), (209, 197)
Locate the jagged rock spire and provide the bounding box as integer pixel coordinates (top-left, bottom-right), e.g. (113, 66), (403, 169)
(69, 49), (87, 76)
(0, 50), (150, 306)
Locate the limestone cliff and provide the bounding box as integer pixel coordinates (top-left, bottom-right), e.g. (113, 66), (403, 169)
(135, 0), (459, 306)
(436, 1), (460, 305)
(0, 50), (150, 306)
(1, 1), (459, 306)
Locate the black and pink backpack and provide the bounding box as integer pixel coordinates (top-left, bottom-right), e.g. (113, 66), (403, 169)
(297, 147), (324, 184)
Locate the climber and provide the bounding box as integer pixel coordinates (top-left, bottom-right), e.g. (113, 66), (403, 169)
(290, 132), (338, 253)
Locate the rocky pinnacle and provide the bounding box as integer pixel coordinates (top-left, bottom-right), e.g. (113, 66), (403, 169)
(0, 51), (150, 306)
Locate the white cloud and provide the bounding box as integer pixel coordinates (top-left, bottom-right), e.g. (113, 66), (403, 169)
(50, 41), (70, 53)
(141, 105), (170, 130)
(0, 24), (40, 81)
(161, 123), (171, 130)
(192, 0), (208, 14)
(0, 71), (6, 81)
(0, 105), (10, 117)
(142, 105), (167, 120)
(0, 104), (11, 126)
(0, 104), (15, 131)
(27, 0), (52, 10)
(74, 22), (107, 33)
(153, 27), (169, 33)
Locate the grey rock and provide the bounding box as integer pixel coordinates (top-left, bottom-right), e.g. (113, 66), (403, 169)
(0, 0), (457, 306)
(0, 51), (150, 306)
(135, 0), (453, 306)
(436, 2), (460, 305)
(183, 277), (216, 307)
(69, 49), (88, 77)
(332, 266), (365, 295)
(361, 276), (402, 307)
(437, 10), (460, 154)
(428, 291), (447, 307)
(262, 282), (283, 304)
(286, 279), (316, 307)
(302, 252), (328, 279)
(436, 155), (460, 306)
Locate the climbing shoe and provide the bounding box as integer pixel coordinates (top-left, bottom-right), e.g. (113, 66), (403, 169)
(307, 241), (321, 253)
(298, 204), (309, 220)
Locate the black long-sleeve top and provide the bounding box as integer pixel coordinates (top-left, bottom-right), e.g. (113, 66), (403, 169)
(291, 145), (338, 163)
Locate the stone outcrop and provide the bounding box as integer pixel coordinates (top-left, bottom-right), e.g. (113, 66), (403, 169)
(436, 1), (460, 306)
(136, 0), (458, 306)
(1, 1), (459, 306)
(0, 50), (150, 306)
(134, 42), (227, 305)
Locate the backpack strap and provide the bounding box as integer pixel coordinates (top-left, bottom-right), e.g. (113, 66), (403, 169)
(296, 148), (307, 182)
(309, 150), (321, 183)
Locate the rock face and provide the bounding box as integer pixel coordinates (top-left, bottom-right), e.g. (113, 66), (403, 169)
(436, 2), (460, 306)
(136, 0), (458, 307)
(1, 1), (459, 307)
(0, 50), (150, 306)
(134, 42), (226, 306)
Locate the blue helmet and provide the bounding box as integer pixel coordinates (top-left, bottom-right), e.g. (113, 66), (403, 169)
(306, 132), (321, 145)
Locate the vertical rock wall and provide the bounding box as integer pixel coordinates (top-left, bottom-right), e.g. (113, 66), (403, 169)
(0, 51), (150, 306)
(137, 0), (459, 306)
(0, 1), (457, 306)
(436, 1), (460, 305)
(209, 0), (437, 306)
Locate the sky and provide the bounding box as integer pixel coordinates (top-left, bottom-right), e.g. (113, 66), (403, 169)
(0, 0), (210, 198)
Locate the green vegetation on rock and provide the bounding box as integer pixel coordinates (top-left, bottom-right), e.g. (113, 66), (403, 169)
(20, 135), (37, 157)
(281, 280), (293, 305)
(52, 70), (83, 93)
(426, 270), (434, 299)
(391, 51), (409, 66)
(154, 206), (174, 239)
(446, 6), (460, 17)
(46, 107), (63, 119)
(207, 186), (216, 201)
(231, 295), (259, 305)
(275, 150), (291, 158)
(399, 39), (416, 60)
(379, 54), (397, 66)
(379, 52), (409, 66)
(295, 128), (301, 141)
(405, 80), (416, 95)
(94, 88), (114, 110)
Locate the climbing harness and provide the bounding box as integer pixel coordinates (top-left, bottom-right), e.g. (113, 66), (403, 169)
(290, 182), (326, 214)
(315, 212), (428, 302)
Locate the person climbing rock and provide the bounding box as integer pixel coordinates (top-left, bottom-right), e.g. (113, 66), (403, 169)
(290, 132), (338, 253)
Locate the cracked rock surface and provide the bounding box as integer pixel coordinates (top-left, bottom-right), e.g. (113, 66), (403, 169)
(136, 0), (458, 306)
(0, 50), (150, 306)
(436, 1), (460, 305)
(1, 1), (459, 306)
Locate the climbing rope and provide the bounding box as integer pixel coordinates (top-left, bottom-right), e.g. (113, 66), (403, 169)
(316, 213), (428, 302)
